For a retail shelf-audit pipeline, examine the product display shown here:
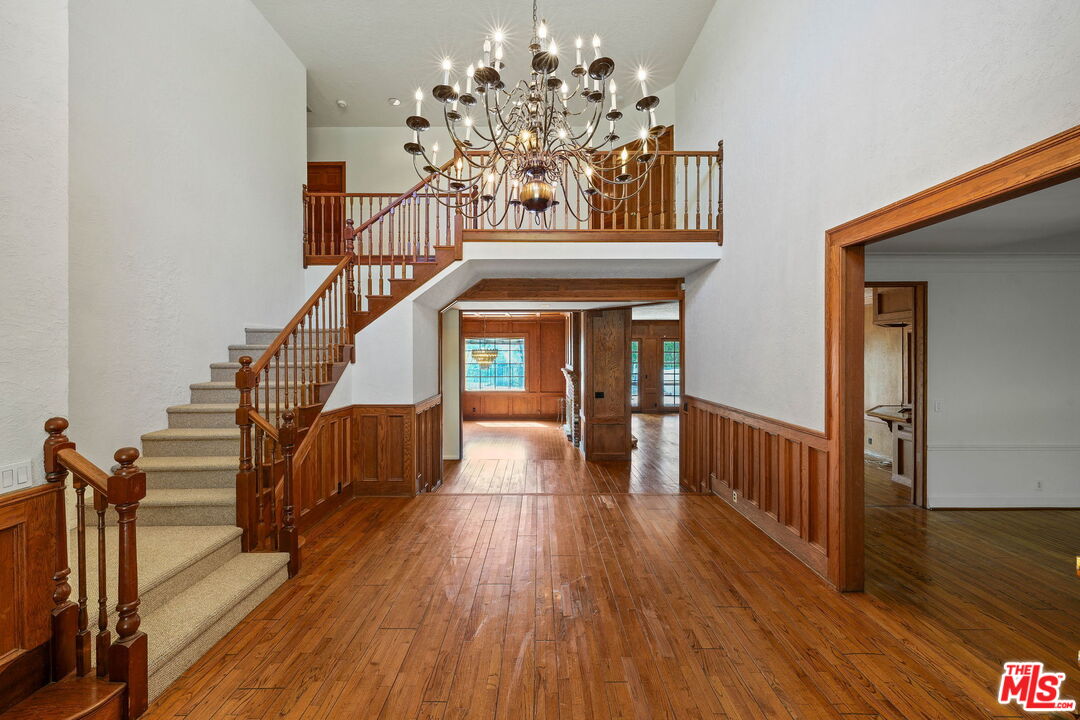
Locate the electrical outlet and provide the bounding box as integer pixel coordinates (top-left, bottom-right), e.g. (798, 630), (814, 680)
(732, 490), (738, 503)
(1, 460), (32, 489)
(867, 437), (873, 445)
(1036, 481), (1043, 491)
(933, 400), (944, 413)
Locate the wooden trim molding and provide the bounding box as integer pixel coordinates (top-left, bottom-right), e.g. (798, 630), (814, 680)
(462, 229), (722, 244)
(822, 122), (1080, 591)
(681, 396), (830, 580)
(457, 277), (683, 303)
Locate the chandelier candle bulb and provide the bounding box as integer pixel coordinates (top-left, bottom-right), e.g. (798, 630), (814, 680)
(414, 87), (423, 116)
(484, 40), (491, 66)
(432, 142), (439, 165)
(575, 37), (582, 66)
(466, 65), (474, 94)
(441, 58), (452, 85)
(464, 115), (473, 141)
(637, 67), (648, 97)
(592, 34), (601, 59)
(610, 80), (617, 110)
(452, 82), (460, 111)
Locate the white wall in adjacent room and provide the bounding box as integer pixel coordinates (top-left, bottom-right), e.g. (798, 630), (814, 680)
(866, 254), (1080, 508)
(0, 0), (69, 490)
(69, 0), (307, 465)
(308, 126), (453, 194)
(676, 0), (1080, 431)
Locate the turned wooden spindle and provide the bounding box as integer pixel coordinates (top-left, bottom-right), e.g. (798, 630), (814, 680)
(280, 410), (300, 577)
(43, 417), (77, 680)
(94, 488), (110, 677)
(235, 356), (257, 551)
(107, 446), (148, 719)
(74, 475), (91, 675)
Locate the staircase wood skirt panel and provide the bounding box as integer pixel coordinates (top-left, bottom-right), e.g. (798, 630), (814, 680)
(681, 395), (832, 585)
(458, 277), (684, 303)
(292, 397), (443, 515)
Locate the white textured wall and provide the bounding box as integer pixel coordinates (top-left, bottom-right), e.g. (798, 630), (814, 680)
(677, 0), (1080, 430)
(0, 0), (69, 490)
(69, 0), (307, 465)
(866, 254), (1080, 508)
(441, 310), (461, 460)
(308, 126), (453, 194)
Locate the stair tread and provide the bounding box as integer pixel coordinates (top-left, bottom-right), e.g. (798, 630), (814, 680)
(140, 487), (235, 507)
(0, 675), (125, 720)
(143, 427), (240, 440)
(138, 455), (238, 471)
(210, 361), (319, 369)
(227, 343), (271, 350)
(167, 403), (238, 412)
(142, 551), (289, 674)
(68, 525), (242, 600)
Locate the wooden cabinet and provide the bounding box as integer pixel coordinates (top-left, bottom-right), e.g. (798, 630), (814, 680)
(872, 287), (914, 327)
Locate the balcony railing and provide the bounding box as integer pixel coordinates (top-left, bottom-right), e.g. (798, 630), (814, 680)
(303, 145), (722, 264)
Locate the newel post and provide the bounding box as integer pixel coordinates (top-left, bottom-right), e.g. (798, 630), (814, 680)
(43, 417), (77, 681)
(236, 356), (257, 551)
(108, 447), (148, 719)
(279, 410), (300, 577)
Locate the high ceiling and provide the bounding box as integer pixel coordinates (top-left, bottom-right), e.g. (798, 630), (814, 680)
(868, 178), (1080, 254)
(252, 0), (716, 127)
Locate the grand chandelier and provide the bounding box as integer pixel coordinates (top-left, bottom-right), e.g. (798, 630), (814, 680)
(402, 0), (664, 225)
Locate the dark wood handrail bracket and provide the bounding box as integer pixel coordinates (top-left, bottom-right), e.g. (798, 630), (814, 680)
(42, 417), (149, 719)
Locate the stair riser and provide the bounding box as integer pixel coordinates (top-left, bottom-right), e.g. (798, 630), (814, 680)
(190, 386), (241, 404)
(144, 468), (236, 489)
(210, 365), (317, 382)
(168, 409), (236, 429)
(142, 436), (239, 457)
(147, 564), (288, 702)
(244, 329), (340, 345)
(85, 502), (234, 527)
(228, 347), (268, 362)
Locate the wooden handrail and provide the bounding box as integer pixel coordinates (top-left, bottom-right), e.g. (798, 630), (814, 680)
(43, 417), (148, 719)
(55, 447), (109, 493)
(250, 253), (353, 376)
(248, 409), (279, 439)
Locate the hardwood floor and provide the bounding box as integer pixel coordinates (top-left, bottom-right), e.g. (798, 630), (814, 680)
(441, 416), (680, 494)
(143, 429), (1080, 719)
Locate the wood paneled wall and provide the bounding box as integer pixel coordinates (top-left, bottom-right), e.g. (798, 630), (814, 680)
(292, 396), (443, 514)
(0, 484), (63, 712)
(583, 308), (633, 461)
(462, 314), (567, 419)
(681, 395), (831, 579)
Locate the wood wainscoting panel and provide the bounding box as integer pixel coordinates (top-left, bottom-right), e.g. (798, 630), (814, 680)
(462, 314), (567, 419)
(0, 484), (64, 713)
(682, 395), (830, 579)
(296, 396), (444, 501)
(293, 406), (355, 532)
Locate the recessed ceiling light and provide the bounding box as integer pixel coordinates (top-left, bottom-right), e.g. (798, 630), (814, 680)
(387, 97), (401, 106)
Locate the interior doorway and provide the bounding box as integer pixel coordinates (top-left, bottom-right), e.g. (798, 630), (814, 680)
(863, 283), (927, 508)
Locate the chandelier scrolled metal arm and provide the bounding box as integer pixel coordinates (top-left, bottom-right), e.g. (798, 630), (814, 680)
(402, 0), (664, 223)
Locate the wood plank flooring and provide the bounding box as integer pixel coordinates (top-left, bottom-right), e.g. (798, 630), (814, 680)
(144, 421), (1080, 719)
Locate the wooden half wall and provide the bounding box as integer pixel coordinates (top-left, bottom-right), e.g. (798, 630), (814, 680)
(681, 395), (831, 580)
(292, 395), (443, 527)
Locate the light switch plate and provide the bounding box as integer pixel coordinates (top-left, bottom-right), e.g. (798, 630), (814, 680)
(1, 460), (33, 490)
